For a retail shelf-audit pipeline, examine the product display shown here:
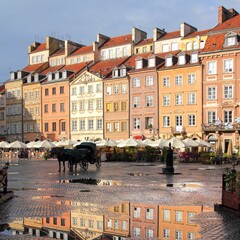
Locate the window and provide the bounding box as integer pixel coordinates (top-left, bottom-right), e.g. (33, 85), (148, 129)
(113, 102), (119, 111)
(133, 227), (140, 237)
(175, 230), (183, 240)
(52, 103), (56, 112)
(122, 221), (127, 230)
(79, 86), (85, 94)
(79, 101), (85, 111)
(72, 120), (77, 131)
(123, 47), (127, 56)
(188, 232), (195, 240)
(188, 115), (196, 126)
(186, 42), (192, 50)
(163, 77), (170, 87)
(45, 89), (49, 96)
(60, 86), (64, 94)
(60, 103), (65, 112)
(35, 90), (40, 99)
(52, 87), (56, 95)
(146, 208), (153, 220)
(106, 86), (112, 95)
(163, 116), (170, 127)
(121, 102), (127, 111)
(207, 87), (216, 100)
(88, 100), (94, 110)
(44, 104), (48, 113)
(97, 119), (103, 130)
(122, 84), (127, 93)
(133, 97), (140, 108)
(188, 93), (196, 104)
(29, 92), (34, 100)
(133, 118), (140, 130)
(200, 40), (205, 49)
(146, 96), (153, 107)
(175, 75), (182, 85)
(188, 74), (196, 84)
(207, 61), (217, 74)
(172, 42), (178, 51)
(96, 99), (102, 109)
(109, 49), (114, 59)
(97, 221), (103, 230)
(116, 48), (120, 58)
(175, 211), (183, 222)
(166, 56), (172, 66)
(61, 122), (66, 132)
(146, 76), (153, 86)
(148, 58), (155, 67)
(143, 46), (147, 53)
(193, 41), (198, 49)
(80, 120), (85, 130)
(73, 218), (77, 226)
(163, 229), (170, 239)
(224, 86), (233, 99)
(88, 119), (94, 130)
(72, 87), (77, 95)
(146, 229), (153, 238)
(96, 83), (102, 92)
(163, 209), (170, 221)
(224, 110), (233, 123)
(208, 111), (216, 124)
(224, 59), (233, 73)
(106, 122), (112, 132)
(226, 36), (235, 46)
(120, 67), (126, 76)
(191, 52), (198, 63)
(162, 44), (169, 52)
(88, 85), (93, 93)
(44, 123), (49, 132)
(176, 115), (183, 128)
(89, 220), (94, 228)
(107, 219), (112, 228)
(175, 94), (183, 105)
(24, 124), (28, 133)
(178, 55), (185, 65)
(114, 85), (119, 94)
(80, 219), (85, 227)
(106, 103), (112, 112)
(72, 102), (77, 111)
(133, 77), (140, 87)
(61, 218), (65, 226)
(52, 122), (56, 131)
(146, 117), (153, 129)
(187, 212), (196, 223)
(133, 207), (140, 218)
(114, 220), (119, 229)
(101, 50), (106, 60)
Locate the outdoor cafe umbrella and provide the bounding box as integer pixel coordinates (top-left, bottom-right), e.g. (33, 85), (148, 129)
(117, 138), (139, 147)
(96, 139), (117, 147)
(57, 139), (78, 147)
(149, 138), (166, 147)
(7, 140), (27, 149)
(32, 140), (56, 149)
(0, 141), (9, 148)
(215, 138), (223, 157)
(162, 137), (187, 148)
(183, 138), (200, 147)
(227, 139), (233, 157)
(194, 139), (212, 148)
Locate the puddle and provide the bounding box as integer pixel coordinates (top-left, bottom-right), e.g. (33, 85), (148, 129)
(58, 178), (122, 186)
(8, 172), (19, 175)
(128, 173), (149, 176)
(32, 195), (65, 200)
(164, 182), (203, 188)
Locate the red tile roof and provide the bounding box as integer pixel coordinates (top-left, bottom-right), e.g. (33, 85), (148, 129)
(22, 62), (48, 73)
(62, 62), (91, 78)
(31, 43), (47, 53)
(0, 85), (5, 93)
(100, 34), (132, 49)
(41, 65), (64, 75)
(89, 57), (129, 77)
(70, 45), (93, 56)
(211, 14), (240, 32)
(50, 48), (65, 57)
(135, 38), (153, 46)
(159, 30), (180, 40)
(124, 53), (152, 68)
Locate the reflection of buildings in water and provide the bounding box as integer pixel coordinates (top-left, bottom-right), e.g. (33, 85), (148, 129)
(5, 202), (212, 239)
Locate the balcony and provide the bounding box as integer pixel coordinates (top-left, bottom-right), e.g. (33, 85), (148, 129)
(202, 123), (240, 132)
(171, 126), (186, 135)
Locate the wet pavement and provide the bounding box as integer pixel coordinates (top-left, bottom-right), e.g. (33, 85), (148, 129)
(0, 159), (240, 239)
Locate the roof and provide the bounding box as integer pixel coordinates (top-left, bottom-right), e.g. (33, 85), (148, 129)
(210, 14), (240, 33)
(70, 45), (93, 56)
(31, 43), (47, 53)
(182, 29), (211, 39)
(100, 34), (132, 49)
(50, 48), (65, 57)
(0, 85), (5, 93)
(135, 38), (153, 46)
(62, 62), (91, 78)
(89, 57), (129, 78)
(41, 65), (64, 75)
(22, 62), (48, 73)
(158, 30), (180, 41)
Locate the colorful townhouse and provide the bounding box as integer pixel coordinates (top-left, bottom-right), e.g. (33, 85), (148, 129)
(0, 85), (6, 141)
(200, 6), (240, 152)
(158, 50), (203, 139)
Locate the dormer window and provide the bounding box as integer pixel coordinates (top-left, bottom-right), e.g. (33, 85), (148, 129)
(55, 71), (62, 80)
(148, 57), (155, 68)
(10, 72), (16, 80)
(178, 53), (186, 65)
(34, 74), (39, 82)
(193, 41), (198, 50)
(62, 70), (67, 79)
(47, 73), (52, 81)
(227, 36), (236, 46)
(186, 42), (192, 51)
(224, 32), (238, 47)
(120, 67), (127, 77)
(191, 52), (199, 63)
(112, 67), (119, 78)
(27, 75), (32, 83)
(136, 59), (143, 69)
(200, 40), (205, 49)
(165, 55), (173, 67)
(17, 71), (22, 79)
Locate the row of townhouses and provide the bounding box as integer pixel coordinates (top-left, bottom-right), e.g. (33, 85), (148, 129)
(9, 200), (208, 239)
(1, 6), (240, 153)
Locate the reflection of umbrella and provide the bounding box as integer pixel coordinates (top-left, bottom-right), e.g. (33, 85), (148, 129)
(0, 141), (9, 148)
(117, 138), (139, 147)
(183, 138), (199, 147)
(57, 139), (77, 147)
(149, 138), (166, 147)
(33, 140), (56, 148)
(215, 138), (223, 157)
(162, 137), (187, 148)
(96, 139), (117, 147)
(8, 140), (27, 148)
(195, 139), (212, 147)
(227, 140), (233, 157)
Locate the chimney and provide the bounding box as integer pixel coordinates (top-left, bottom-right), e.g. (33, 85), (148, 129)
(153, 28), (166, 41)
(132, 27), (147, 44)
(97, 33), (109, 46)
(180, 23), (197, 37)
(218, 6), (239, 24)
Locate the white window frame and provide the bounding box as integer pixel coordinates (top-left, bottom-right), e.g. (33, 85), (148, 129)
(188, 114), (196, 126)
(163, 95), (170, 106)
(163, 116), (170, 127)
(163, 77), (170, 87)
(188, 93), (196, 104)
(224, 59), (233, 73)
(207, 61), (217, 75)
(175, 94), (183, 105)
(188, 74), (196, 84)
(207, 86), (216, 100)
(224, 85), (233, 99)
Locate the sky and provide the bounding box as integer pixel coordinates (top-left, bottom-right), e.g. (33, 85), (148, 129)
(0, 0), (239, 83)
